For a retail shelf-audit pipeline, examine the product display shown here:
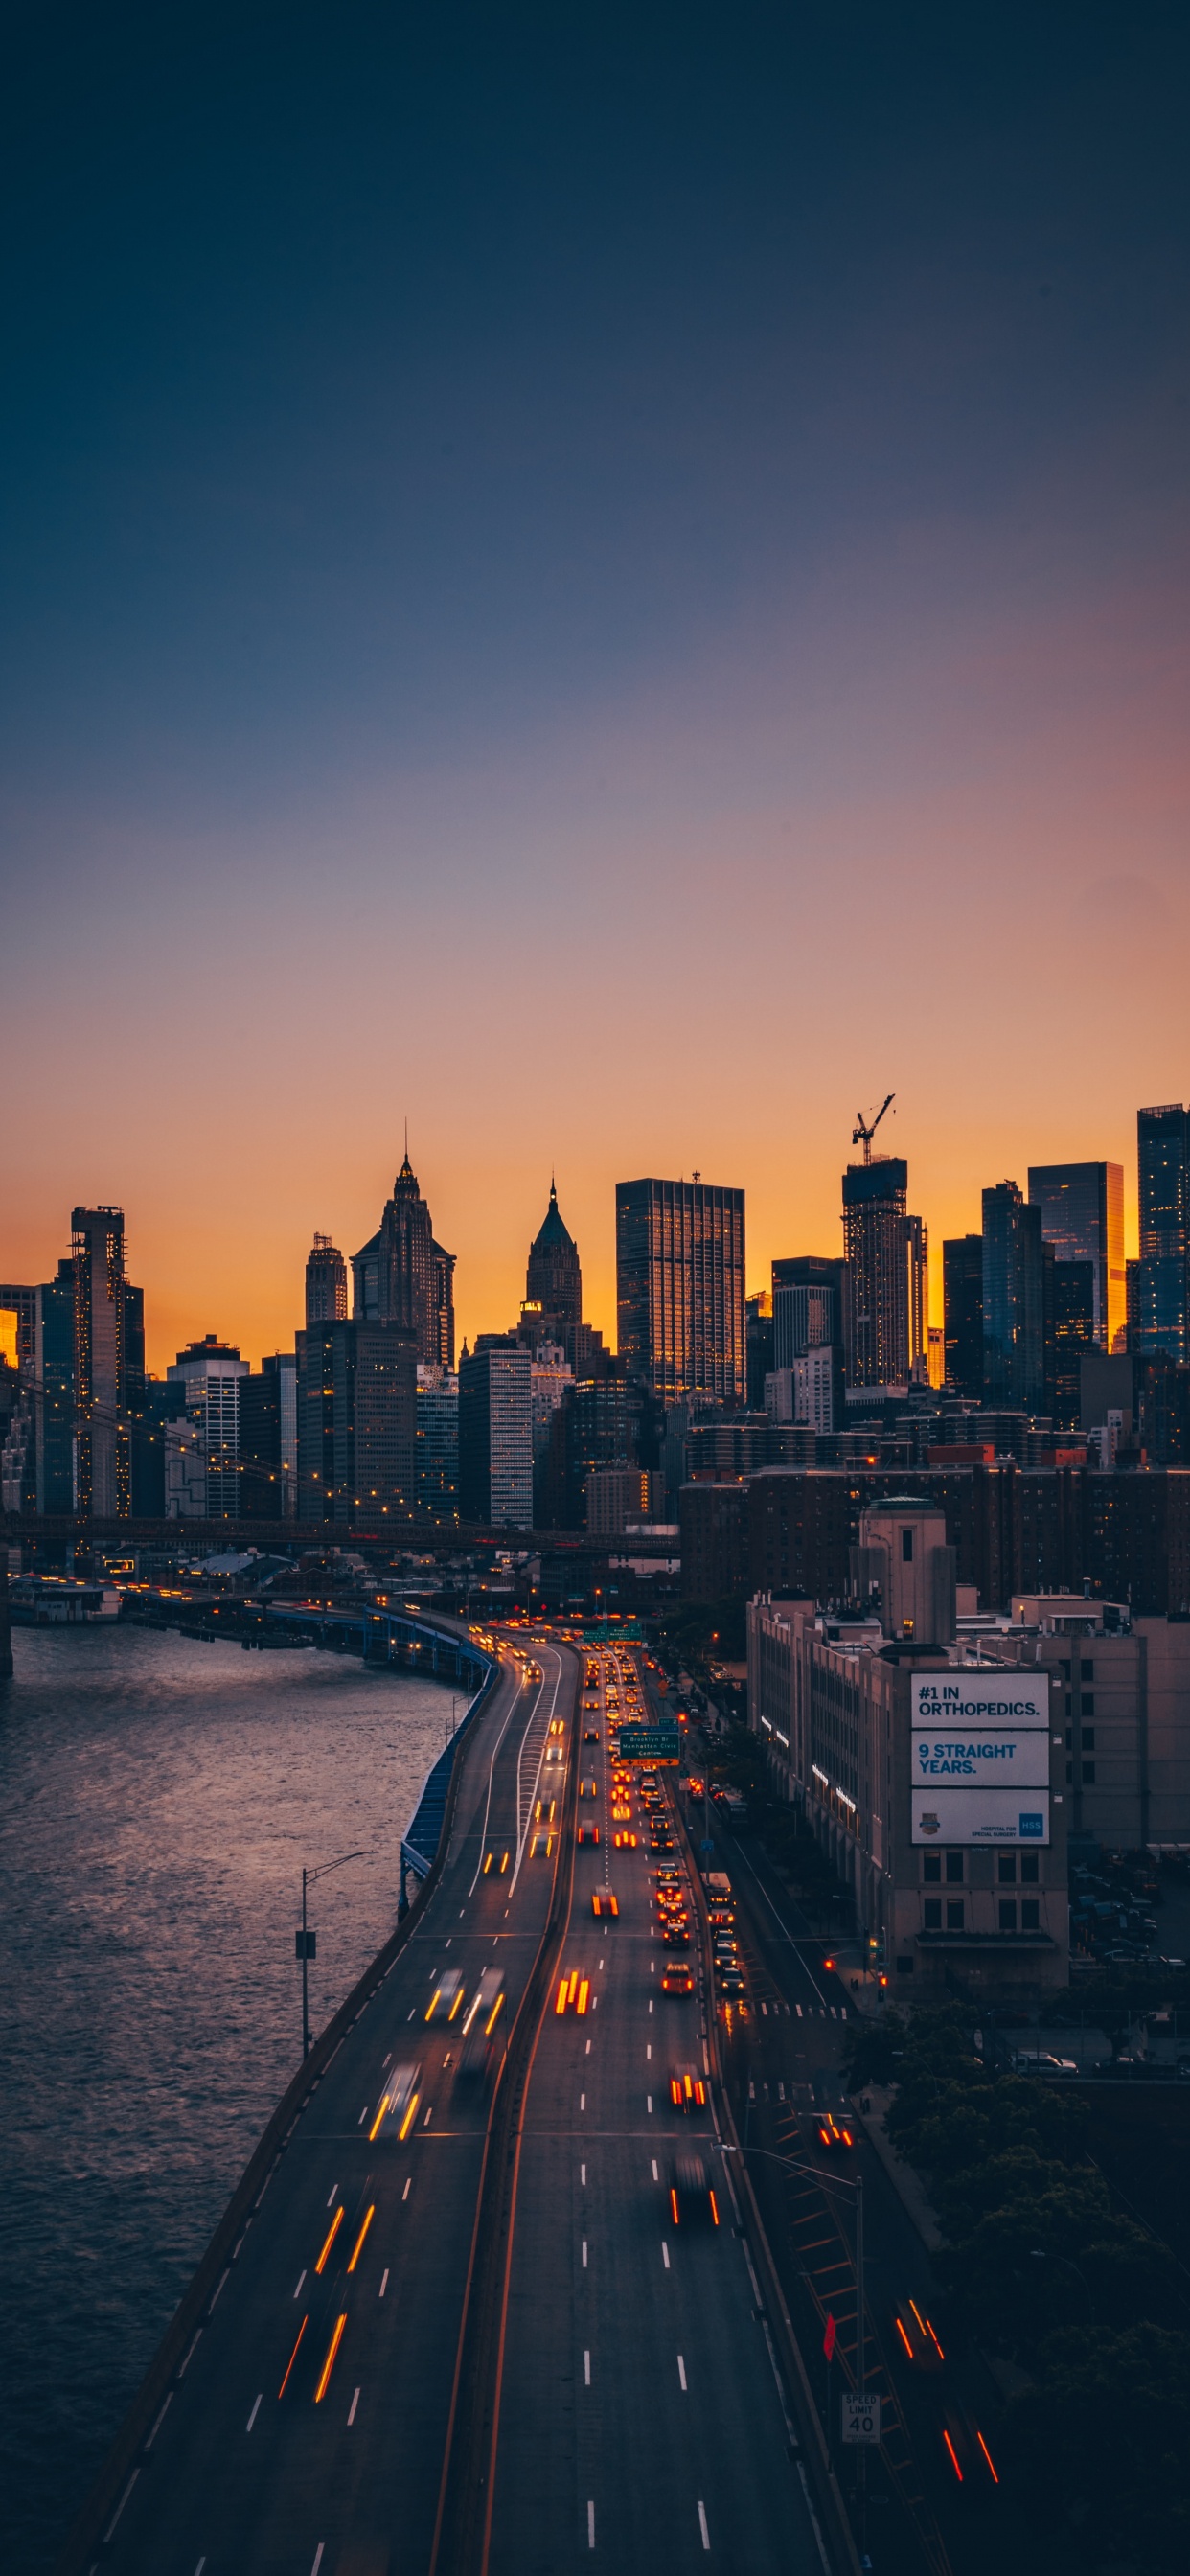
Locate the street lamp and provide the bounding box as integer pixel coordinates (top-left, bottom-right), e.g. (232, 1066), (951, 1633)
(296, 1848), (367, 2058)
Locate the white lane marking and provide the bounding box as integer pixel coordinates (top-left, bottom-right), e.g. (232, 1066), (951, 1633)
(778, 2082), (786, 2101)
(327, 2185), (338, 2208)
(460, 1909), (466, 1918)
(585, 2039), (591, 2056)
(677, 2355), (687, 2389)
(698, 2500), (710, 2550)
(591, 1995), (597, 2010)
(195, 2562), (206, 2575)
(423, 2104), (433, 2126)
(830, 2006), (837, 2019)
(379, 2269), (389, 2297)
(584, 2349), (591, 2383)
(661, 2242), (671, 2268)
(407, 2008), (416, 2020)
(382, 2052), (392, 2068)
(761, 2001), (767, 2016)
(648, 1998), (653, 2014)
(581, 2164), (586, 2185)
(402, 2176), (412, 2200)
(587, 2500), (596, 2549)
(652, 2160), (658, 2180)
(246, 2395), (262, 2431)
(796, 2003), (803, 2017)
(748, 2082), (755, 2101)
(582, 2241), (588, 2267)
(358, 2106), (368, 2125)
(646, 2044), (651, 2060)
(103, 2471), (139, 2540)
(581, 2093), (585, 2110)
(311, 2549), (326, 2576)
(647, 2094), (652, 2113)
(294, 2269), (307, 2297)
(348, 2386), (360, 2426)
(841, 2007), (847, 2019)
(445, 1938), (451, 1947)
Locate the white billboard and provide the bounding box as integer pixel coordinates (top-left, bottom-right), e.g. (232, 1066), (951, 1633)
(912, 1788), (1050, 1847)
(911, 1675), (1050, 1729)
(912, 1727), (1050, 1789)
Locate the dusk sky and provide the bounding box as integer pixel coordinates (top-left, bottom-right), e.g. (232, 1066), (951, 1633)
(3, 2), (1187, 1369)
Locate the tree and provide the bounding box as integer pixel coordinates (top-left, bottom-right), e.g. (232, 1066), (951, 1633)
(1005, 2324), (1190, 2565)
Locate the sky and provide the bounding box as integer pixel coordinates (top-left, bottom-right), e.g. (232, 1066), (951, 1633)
(2, 1), (1188, 1371)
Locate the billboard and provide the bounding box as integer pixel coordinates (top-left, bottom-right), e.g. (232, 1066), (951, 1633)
(912, 1788), (1050, 1847)
(912, 1727), (1050, 1789)
(911, 1675), (1049, 1729)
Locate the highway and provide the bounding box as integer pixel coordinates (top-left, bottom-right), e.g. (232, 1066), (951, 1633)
(71, 1634), (838, 2576)
(88, 1638), (570, 2576)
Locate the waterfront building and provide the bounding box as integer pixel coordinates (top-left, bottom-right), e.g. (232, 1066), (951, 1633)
(71, 1206), (142, 1519)
(616, 1177), (745, 1404)
(458, 1344), (533, 1528)
(1028, 1161), (1126, 1352)
(167, 1336), (249, 1518)
(34, 1261), (75, 1513)
(239, 1355), (298, 1519)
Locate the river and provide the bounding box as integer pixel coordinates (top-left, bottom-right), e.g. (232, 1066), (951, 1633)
(0, 1622), (455, 2572)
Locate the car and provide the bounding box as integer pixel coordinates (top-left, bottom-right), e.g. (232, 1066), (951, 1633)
(528, 1829), (555, 1858)
(579, 1778), (597, 1799)
(813, 2109), (855, 2151)
(424, 1969), (467, 2023)
(662, 1923), (691, 1949)
(1011, 2051), (1078, 2075)
(661, 1964), (694, 1995)
(669, 2068), (707, 2112)
(576, 1822), (600, 1846)
(368, 2059), (423, 2140)
(668, 2152), (720, 2225)
(716, 1966), (744, 1996)
(592, 1890), (620, 1918)
(584, 1727), (600, 1743)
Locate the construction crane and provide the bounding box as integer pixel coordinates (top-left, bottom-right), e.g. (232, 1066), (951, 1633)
(852, 1094), (894, 1163)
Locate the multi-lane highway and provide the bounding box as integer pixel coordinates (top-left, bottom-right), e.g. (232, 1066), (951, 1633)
(66, 1633), (839, 2576)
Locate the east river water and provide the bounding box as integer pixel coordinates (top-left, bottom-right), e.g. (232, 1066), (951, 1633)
(0, 1622), (455, 2572)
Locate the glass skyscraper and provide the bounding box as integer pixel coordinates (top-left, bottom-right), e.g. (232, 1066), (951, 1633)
(616, 1178), (745, 1403)
(1027, 1161), (1125, 1352)
(1128, 1103), (1188, 1362)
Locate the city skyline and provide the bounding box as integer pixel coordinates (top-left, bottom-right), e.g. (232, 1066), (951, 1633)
(0, 1111), (1163, 1379)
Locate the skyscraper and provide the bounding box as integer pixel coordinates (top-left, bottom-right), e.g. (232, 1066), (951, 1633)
(1046, 1260), (1095, 1430)
(352, 1151), (456, 1370)
(981, 1181), (1045, 1412)
(943, 1235), (983, 1398)
(526, 1180), (582, 1338)
(840, 1161), (927, 1388)
(458, 1344), (533, 1528)
(305, 1234), (348, 1325)
(1128, 1103), (1188, 1361)
(167, 1335), (249, 1518)
(1027, 1161), (1125, 1351)
(71, 1206), (135, 1517)
(616, 1178), (745, 1403)
(297, 1320), (417, 1525)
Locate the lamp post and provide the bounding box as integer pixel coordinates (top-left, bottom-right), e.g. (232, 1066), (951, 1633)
(297, 1848), (367, 2058)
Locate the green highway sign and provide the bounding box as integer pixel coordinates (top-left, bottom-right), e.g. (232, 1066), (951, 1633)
(614, 1724), (682, 1762)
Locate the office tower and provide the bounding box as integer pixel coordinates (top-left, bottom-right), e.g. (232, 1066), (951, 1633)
(0, 1285), (36, 1378)
(238, 1356), (297, 1518)
(526, 1181), (582, 1338)
(943, 1235), (983, 1397)
(1027, 1162), (1125, 1351)
(305, 1235), (348, 1326)
(353, 1149), (457, 1369)
(458, 1345), (533, 1528)
(745, 1292), (774, 1409)
(1129, 1103), (1188, 1361)
(771, 1259), (842, 1369)
(71, 1206), (134, 1517)
(416, 1365), (459, 1523)
(616, 1178), (745, 1403)
(167, 1336), (249, 1517)
(981, 1182), (1045, 1412)
(431, 1241), (456, 1369)
(840, 1160), (926, 1389)
(297, 1321), (417, 1525)
(35, 1260), (76, 1512)
(927, 1326), (945, 1390)
(1046, 1259), (1094, 1430)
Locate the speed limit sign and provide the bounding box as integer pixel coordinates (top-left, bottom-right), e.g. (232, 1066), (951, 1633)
(841, 2391), (881, 2445)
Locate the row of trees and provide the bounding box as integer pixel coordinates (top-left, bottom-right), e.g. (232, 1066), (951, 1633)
(847, 2006), (1190, 2566)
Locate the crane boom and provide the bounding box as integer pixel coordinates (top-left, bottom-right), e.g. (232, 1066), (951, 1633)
(852, 1093), (895, 1164)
